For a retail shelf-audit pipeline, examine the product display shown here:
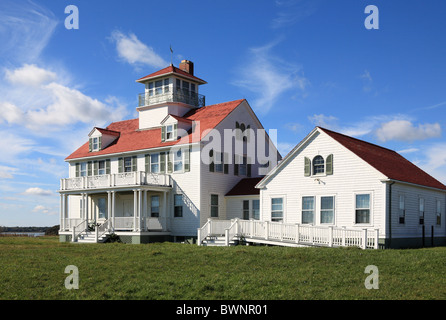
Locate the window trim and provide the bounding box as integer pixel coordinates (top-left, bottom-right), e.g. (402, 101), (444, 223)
(354, 192), (372, 225)
(301, 196), (315, 225)
(271, 196), (284, 223)
(174, 194), (183, 218)
(436, 199), (442, 226)
(312, 155), (325, 175)
(419, 197), (425, 225)
(399, 194), (405, 224)
(320, 196), (335, 225)
(210, 194), (219, 218)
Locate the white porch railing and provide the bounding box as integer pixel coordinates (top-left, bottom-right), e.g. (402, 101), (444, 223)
(60, 172), (171, 191)
(198, 219), (380, 249)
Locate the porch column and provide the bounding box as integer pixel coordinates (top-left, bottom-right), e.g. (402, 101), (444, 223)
(112, 191), (116, 231)
(162, 191), (167, 231)
(133, 189), (138, 231)
(138, 189), (143, 231)
(143, 190), (148, 231)
(107, 191), (112, 228)
(60, 194), (64, 231)
(85, 193), (89, 223)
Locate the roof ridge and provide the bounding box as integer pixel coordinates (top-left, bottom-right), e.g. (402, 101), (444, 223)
(317, 126), (397, 154)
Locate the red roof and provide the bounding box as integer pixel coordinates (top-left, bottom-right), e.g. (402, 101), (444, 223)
(65, 99), (245, 160)
(136, 65), (207, 84)
(319, 127), (446, 191)
(226, 177), (263, 196)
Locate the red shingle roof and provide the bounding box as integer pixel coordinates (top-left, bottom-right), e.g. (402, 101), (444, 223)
(319, 127), (446, 191)
(226, 177), (263, 196)
(136, 65), (207, 84)
(65, 99), (245, 160)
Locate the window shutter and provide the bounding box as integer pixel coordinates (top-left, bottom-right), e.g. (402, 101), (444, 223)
(209, 149), (214, 172)
(89, 138), (92, 152)
(132, 156), (137, 172)
(75, 163), (80, 177)
(93, 161), (98, 176)
(145, 154), (150, 173)
(247, 157), (252, 177)
(184, 147), (190, 172)
(98, 136), (102, 150)
(224, 153), (229, 174)
(173, 123), (178, 140)
(87, 161), (92, 176)
(234, 155), (239, 176)
(118, 158), (123, 173)
(106, 159), (110, 174)
(326, 154), (333, 175)
(161, 126), (165, 142)
(167, 152), (173, 173)
(160, 152), (166, 173)
(304, 157), (311, 177)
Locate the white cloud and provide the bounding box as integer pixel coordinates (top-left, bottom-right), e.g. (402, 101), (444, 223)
(5, 63), (57, 87)
(272, 0), (318, 29)
(277, 142), (295, 156)
(0, 0), (58, 63)
(376, 120), (441, 142)
(233, 39), (309, 114)
(23, 187), (53, 196)
(110, 30), (167, 68)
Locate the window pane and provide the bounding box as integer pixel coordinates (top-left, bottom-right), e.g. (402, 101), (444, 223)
(98, 198), (107, 219)
(356, 194), (370, 209)
(243, 200), (249, 220)
(356, 210), (370, 224)
(313, 155), (324, 174)
(302, 197), (314, 210)
(211, 194), (218, 206)
(321, 196), (333, 210)
(124, 157), (132, 172)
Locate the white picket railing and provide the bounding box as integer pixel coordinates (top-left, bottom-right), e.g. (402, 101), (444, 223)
(60, 172), (171, 191)
(198, 219), (380, 249)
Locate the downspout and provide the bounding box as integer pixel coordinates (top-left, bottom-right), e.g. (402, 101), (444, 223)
(388, 181), (395, 249)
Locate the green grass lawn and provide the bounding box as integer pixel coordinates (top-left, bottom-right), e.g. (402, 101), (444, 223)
(0, 236), (445, 300)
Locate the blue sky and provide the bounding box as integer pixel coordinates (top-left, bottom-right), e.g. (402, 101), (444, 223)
(1, 0), (446, 226)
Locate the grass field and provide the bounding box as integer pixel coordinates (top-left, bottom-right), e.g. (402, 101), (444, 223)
(0, 236), (445, 300)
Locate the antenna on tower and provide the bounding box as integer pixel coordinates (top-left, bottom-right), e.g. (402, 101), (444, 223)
(170, 45), (173, 66)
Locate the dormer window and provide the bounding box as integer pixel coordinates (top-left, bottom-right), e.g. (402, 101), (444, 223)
(89, 136), (101, 152)
(161, 123), (178, 142)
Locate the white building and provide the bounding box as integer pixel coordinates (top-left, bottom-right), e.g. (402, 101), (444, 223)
(255, 126), (446, 248)
(58, 60), (280, 243)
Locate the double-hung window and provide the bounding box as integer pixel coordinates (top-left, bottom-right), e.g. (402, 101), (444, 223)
(243, 200), (250, 220)
(80, 162), (87, 177)
(173, 149), (183, 172)
(239, 156), (247, 176)
(174, 194), (183, 217)
(215, 151), (223, 173)
(271, 198), (283, 222)
(436, 200), (442, 225)
(252, 200), (260, 220)
(124, 157), (133, 172)
(302, 196), (314, 224)
(151, 153), (160, 173)
(210, 194), (219, 217)
(151, 196), (160, 217)
(399, 195), (405, 224)
(320, 196), (334, 224)
(355, 194), (370, 224)
(166, 125), (173, 140)
(98, 160), (106, 175)
(92, 137), (99, 151)
(419, 198), (425, 225)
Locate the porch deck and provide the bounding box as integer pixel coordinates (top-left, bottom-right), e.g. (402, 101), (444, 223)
(198, 219), (380, 249)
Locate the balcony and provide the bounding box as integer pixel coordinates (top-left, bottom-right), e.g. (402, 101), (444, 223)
(60, 172), (172, 191)
(138, 90), (205, 108)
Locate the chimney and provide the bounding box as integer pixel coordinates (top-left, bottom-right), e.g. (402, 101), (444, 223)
(179, 60), (194, 75)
